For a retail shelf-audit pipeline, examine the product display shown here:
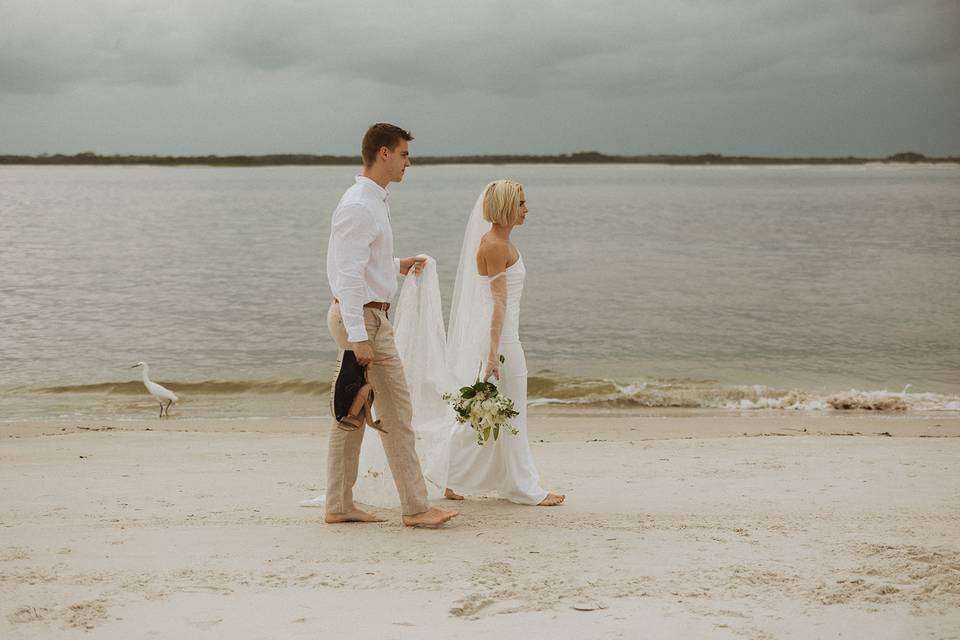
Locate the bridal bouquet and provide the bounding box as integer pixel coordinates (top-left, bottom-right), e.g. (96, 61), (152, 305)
(443, 357), (520, 445)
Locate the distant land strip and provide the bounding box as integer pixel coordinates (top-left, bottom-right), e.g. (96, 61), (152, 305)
(1, 151), (957, 166)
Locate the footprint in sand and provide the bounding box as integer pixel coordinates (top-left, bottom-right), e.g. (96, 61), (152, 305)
(8, 606), (52, 624)
(63, 599), (109, 630)
(0, 547), (30, 561)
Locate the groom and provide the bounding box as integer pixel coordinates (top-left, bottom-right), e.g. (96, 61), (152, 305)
(324, 123), (457, 528)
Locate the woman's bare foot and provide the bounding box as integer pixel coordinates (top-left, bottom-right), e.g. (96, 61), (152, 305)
(444, 488), (464, 501)
(538, 493), (565, 506)
(324, 508), (386, 524)
(402, 507), (459, 528)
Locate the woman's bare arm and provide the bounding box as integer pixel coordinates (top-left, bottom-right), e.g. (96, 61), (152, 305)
(477, 240), (511, 381)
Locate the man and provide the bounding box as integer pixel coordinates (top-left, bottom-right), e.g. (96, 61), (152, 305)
(325, 123), (457, 528)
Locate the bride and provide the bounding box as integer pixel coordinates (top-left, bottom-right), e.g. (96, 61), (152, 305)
(337, 180), (564, 509)
(434, 179), (564, 506)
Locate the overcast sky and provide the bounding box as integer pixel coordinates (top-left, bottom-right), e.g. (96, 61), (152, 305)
(1, 0), (958, 156)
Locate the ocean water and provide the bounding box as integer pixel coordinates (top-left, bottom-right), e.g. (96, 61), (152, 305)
(1, 163), (958, 419)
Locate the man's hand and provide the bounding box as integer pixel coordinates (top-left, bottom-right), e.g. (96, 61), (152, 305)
(350, 341), (375, 367)
(399, 255), (427, 276)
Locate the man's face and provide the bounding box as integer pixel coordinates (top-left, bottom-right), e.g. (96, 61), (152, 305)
(383, 139), (411, 183)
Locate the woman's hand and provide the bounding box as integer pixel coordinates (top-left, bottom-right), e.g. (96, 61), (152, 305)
(483, 356), (501, 382)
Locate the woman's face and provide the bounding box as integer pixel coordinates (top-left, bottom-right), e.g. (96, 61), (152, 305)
(516, 190), (528, 225)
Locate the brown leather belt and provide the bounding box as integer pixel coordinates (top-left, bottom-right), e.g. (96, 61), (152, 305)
(334, 299), (390, 313)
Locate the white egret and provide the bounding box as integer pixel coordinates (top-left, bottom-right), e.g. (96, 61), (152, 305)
(131, 362), (178, 418)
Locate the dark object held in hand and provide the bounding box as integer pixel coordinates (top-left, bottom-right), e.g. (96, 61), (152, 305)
(332, 350), (387, 434)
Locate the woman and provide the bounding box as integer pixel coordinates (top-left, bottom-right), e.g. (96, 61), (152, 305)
(439, 180), (565, 506)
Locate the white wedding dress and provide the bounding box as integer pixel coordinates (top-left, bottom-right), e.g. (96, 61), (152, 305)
(427, 254), (548, 505)
(302, 190), (548, 509)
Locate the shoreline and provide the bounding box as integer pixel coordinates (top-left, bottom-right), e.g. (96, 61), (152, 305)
(4, 409), (959, 439)
(4, 378), (959, 422)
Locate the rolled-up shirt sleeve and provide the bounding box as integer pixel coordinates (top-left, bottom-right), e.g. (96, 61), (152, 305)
(329, 204), (377, 342)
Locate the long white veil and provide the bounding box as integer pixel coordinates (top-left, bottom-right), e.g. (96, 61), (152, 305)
(302, 188), (492, 509)
(445, 188), (494, 387)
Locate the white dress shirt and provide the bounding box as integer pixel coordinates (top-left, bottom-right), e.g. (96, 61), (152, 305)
(326, 176), (402, 342)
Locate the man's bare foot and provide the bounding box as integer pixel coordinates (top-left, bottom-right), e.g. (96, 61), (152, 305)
(324, 508), (386, 524)
(402, 507), (458, 528)
(444, 488), (464, 501)
(538, 493), (565, 506)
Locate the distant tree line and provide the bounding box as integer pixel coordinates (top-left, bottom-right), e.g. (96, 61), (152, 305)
(0, 150), (956, 166)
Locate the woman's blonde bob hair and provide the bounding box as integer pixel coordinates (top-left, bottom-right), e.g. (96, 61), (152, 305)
(482, 179), (524, 226)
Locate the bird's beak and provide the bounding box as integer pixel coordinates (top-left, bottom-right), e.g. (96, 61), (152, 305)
(131, 365), (139, 369)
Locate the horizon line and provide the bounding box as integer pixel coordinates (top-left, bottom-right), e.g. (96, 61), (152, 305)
(2, 150), (958, 166)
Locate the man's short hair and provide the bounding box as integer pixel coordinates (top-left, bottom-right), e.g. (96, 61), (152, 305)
(361, 123), (414, 166)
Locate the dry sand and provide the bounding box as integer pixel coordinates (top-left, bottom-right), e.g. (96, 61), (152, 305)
(2, 409), (959, 639)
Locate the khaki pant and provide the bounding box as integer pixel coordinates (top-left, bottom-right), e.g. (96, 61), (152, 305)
(325, 302), (430, 516)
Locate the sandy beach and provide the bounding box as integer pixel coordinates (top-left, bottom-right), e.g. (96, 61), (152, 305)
(1, 409), (958, 639)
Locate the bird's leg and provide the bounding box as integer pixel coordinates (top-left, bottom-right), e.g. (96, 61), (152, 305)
(165, 399), (173, 417)
(159, 403), (164, 418)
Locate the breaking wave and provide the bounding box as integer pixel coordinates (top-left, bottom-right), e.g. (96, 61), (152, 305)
(526, 376), (960, 412)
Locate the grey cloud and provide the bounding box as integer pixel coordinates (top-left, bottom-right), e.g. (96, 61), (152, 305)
(3, 0), (957, 98)
(0, 1), (209, 92)
(0, 0), (957, 155)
